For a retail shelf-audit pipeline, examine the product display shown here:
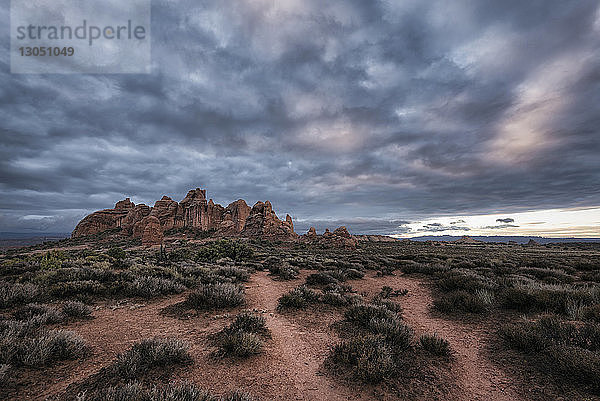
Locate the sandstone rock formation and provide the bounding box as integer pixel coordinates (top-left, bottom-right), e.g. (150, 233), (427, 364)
(301, 226), (358, 248)
(354, 235), (399, 242)
(72, 188), (297, 243)
(240, 201), (297, 241)
(141, 216), (163, 246)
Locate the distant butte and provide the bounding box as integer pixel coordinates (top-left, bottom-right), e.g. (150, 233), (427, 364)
(72, 188), (297, 244)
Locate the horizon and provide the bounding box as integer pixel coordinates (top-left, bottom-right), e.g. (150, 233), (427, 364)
(1, 1), (599, 237)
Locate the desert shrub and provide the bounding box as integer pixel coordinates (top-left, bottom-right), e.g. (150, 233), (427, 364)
(321, 292), (350, 306)
(225, 312), (268, 335)
(420, 334), (451, 356)
(0, 363), (8, 381)
(85, 381), (255, 401)
(48, 280), (106, 298)
(306, 272), (338, 285)
(331, 335), (395, 383)
(196, 240), (253, 263)
(187, 283), (244, 309)
(345, 268), (365, 279)
(107, 247), (126, 261)
(277, 286), (319, 309)
(62, 301), (92, 319)
(367, 318), (412, 350)
(268, 262), (299, 280)
(517, 267), (574, 284)
(218, 331), (263, 357)
(372, 297), (402, 314)
(344, 303), (398, 327)
(38, 250), (66, 270)
(125, 276), (185, 298)
(13, 303), (63, 324)
(215, 266), (250, 282)
(433, 290), (489, 314)
(436, 272), (492, 293)
(0, 324), (87, 367)
(544, 345), (600, 388)
(113, 338), (192, 379)
(500, 285), (599, 315)
(0, 281), (41, 308)
(582, 304), (600, 322)
(401, 262), (449, 275)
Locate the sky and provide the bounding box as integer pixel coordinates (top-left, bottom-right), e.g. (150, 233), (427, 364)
(0, 0), (599, 237)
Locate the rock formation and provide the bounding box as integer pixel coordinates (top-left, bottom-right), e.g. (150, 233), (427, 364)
(301, 226), (359, 248)
(141, 216), (163, 246)
(72, 188), (297, 243)
(240, 201), (297, 241)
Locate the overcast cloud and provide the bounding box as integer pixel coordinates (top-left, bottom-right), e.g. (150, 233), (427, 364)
(1, 0), (599, 234)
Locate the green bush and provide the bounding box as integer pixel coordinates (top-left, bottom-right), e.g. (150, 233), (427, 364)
(196, 240), (253, 262)
(420, 334), (451, 356)
(13, 303), (63, 324)
(187, 283), (245, 310)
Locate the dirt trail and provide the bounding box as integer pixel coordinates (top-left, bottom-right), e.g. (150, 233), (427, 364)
(353, 273), (523, 401)
(10, 270), (523, 401)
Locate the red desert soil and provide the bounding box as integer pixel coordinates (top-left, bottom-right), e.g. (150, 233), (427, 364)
(11, 271), (523, 401)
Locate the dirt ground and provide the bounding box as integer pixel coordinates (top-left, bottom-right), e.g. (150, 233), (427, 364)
(7, 270), (533, 400)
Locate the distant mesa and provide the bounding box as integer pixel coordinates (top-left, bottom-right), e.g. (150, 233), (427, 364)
(72, 188), (297, 245)
(526, 238), (540, 246)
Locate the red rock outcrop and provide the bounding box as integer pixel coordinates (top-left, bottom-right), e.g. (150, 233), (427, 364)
(240, 201), (298, 241)
(301, 226), (358, 248)
(141, 216), (163, 246)
(72, 189), (296, 242)
(72, 199), (134, 237)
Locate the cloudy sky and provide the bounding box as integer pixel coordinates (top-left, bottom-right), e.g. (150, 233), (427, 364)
(1, 0), (599, 237)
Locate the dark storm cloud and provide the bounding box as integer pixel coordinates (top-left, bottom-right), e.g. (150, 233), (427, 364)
(1, 0), (599, 234)
(496, 218), (515, 223)
(482, 224), (520, 230)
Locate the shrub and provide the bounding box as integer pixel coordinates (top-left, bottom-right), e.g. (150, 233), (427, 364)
(196, 240), (253, 263)
(433, 290), (489, 314)
(126, 276), (185, 298)
(107, 247), (126, 261)
(216, 266), (250, 283)
(277, 286), (319, 309)
(344, 303), (398, 327)
(345, 268), (365, 280)
(306, 272), (338, 285)
(0, 281), (41, 308)
(420, 334), (451, 356)
(331, 336), (395, 383)
(583, 304), (600, 322)
(0, 327), (87, 367)
(113, 338), (192, 379)
(268, 263), (299, 280)
(85, 381), (256, 401)
(321, 292), (349, 307)
(225, 312), (268, 335)
(48, 280), (106, 298)
(367, 318), (412, 350)
(187, 283), (245, 310)
(62, 301), (92, 319)
(218, 331), (263, 357)
(13, 303), (63, 324)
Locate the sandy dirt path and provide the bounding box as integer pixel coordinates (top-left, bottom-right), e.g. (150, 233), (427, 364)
(353, 273), (523, 401)
(8, 270), (522, 401)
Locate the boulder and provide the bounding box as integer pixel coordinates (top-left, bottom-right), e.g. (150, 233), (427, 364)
(240, 201), (298, 241)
